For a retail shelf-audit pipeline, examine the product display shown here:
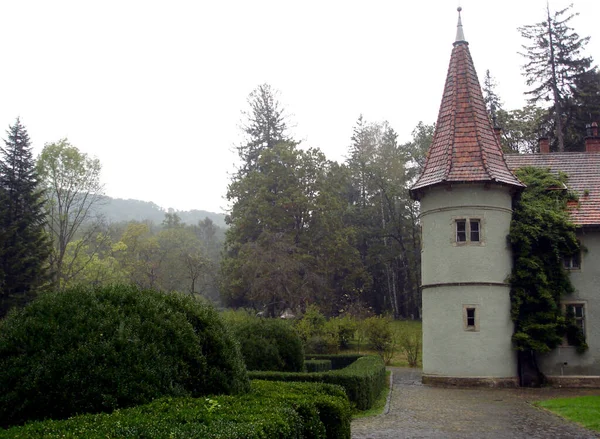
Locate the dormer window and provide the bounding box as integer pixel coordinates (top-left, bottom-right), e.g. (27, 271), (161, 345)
(455, 218), (481, 244)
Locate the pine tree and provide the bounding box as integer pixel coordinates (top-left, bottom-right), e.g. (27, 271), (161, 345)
(482, 69), (503, 123)
(0, 119), (51, 314)
(238, 83), (291, 174)
(519, 3), (593, 152)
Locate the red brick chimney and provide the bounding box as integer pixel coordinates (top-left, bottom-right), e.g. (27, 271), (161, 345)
(585, 122), (600, 153)
(539, 137), (550, 154)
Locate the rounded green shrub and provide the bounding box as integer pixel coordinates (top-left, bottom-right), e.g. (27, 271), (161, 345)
(0, 285), (249, 427)
(226, 314), (304, 372)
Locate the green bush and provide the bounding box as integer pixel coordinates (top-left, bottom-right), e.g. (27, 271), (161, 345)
(0, 285), (249, 427)
(224, 311), (304, 372)
(305, 359), (332, 372)
(305, 354), (363, 370)
(0, 381), (351, 439)
(249, 355), (386, 410)
(364, 315), (396, 364)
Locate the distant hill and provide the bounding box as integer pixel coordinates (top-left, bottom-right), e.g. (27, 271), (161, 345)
(98, 196), (227, 228)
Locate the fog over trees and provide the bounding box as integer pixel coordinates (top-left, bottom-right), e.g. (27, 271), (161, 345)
(0, 3), (598, 319)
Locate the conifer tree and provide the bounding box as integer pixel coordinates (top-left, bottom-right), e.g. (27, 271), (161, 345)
(482, 69), (503, 122)
(0, 119), (51, 314)
(519, 3), (593, 152)
(237, 83), (291, 175)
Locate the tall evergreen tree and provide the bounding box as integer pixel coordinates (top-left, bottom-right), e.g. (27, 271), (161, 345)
(0, 119), (51, 315)
(482, 69), (503, 122)
(238, 83), (291, 174)
(519, 3), (593, 151)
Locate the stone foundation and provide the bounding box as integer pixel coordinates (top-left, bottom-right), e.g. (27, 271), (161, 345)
(545, 376), (600, 388)
(422, 374), (519, 388)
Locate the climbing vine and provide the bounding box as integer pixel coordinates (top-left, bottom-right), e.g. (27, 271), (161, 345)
(509, 167), (587, 358)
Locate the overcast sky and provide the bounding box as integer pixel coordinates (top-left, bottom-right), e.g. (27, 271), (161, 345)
(1, 0), (598, 214)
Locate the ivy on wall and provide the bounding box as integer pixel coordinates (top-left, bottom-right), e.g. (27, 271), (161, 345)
(509, 167), (587, 355)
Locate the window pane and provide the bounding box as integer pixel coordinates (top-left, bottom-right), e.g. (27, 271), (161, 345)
(470, 220), (480, 242)
(456, 220), (466, 242)
(466, 308), (475, 326)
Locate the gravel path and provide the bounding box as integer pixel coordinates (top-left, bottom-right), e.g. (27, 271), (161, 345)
(352, 367), (600, 439)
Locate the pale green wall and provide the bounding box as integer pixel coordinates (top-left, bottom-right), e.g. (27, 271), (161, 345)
(420, 184), (516, 378)
(423, 285), (517, 377)
(539, 230), (600, 376)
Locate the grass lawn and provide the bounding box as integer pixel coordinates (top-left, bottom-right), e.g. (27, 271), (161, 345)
(537, 396), (600, 432)
(343, 319), (422, 368)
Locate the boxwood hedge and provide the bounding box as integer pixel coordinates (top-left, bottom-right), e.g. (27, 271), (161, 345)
(0, 285), (249, 428)
(0, 381), (351, 439)
(305, 359), (333, 373)
(250, 355), (386, 410)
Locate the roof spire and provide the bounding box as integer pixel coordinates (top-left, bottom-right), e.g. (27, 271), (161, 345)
(455, 6), (466, 44)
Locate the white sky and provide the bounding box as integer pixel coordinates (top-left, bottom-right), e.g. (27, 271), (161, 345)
(1, 0), (598, 214)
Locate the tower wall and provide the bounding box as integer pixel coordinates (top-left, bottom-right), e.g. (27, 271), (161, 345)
(420, 184), (517, 384)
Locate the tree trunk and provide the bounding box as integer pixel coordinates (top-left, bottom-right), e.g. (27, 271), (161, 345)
(518, 350), (546, 387)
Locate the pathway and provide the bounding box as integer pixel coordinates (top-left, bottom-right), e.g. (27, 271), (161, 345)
(352, 367), (600, 439)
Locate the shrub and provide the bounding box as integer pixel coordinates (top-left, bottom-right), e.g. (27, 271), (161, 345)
(398, 329), (421, 367)
(305, 359), (332, 372)
(305, 354), (363, 370)
(250, 355), (386, 410)
(224, 311), (304, 372)
(0, 381), (351, 439)
(0, 285), (249, 427)
(333, 316), (357, 349)
(364, 315), (396, 364)
(295, 304), (327, 343)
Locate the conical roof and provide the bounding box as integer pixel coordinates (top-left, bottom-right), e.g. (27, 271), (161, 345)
(410, 9), (523, 199)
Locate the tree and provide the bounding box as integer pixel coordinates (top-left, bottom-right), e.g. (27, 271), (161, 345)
(519, 3), (593, 151)
(496, 105), (550, 153)
(36, 139), (105, 289)
(482, 69), (503, 122)
(0, 119), (51, 314)
(509, 167), (584, 386)
(238, 83), (291, 174)
(222, 142), (367, 316)
(564, 67), (600, 150)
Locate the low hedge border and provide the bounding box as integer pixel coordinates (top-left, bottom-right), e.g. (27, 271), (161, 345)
(249, 355), (386, 410)
(305, 359), (332, 373)
(0, 381), (351, 439)
(305, 354), (363, 370)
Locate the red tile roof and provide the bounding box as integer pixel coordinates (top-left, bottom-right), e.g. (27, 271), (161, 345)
(410, 40), (523, 198)
(505, 153), (600, 227)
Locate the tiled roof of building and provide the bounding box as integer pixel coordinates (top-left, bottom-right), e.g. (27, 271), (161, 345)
(506, 153), (600, 227)
(410, 13), (523, 198)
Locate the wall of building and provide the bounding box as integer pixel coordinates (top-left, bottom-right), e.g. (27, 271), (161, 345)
(539, 229), (600, 376)
(420, 184), (517, 379)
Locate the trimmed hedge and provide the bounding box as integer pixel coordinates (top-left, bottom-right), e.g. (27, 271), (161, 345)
(305, 359), (332, 373)
(249, 355), (386, 410)
(0, 285), (249, 428)
(226, 315), (304, 372)
(305, 354), (364, 370)
(0, 381), (351, 439)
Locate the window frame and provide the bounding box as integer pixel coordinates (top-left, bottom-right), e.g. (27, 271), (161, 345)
(462, 304), (480, 332)
(453, 217), (483, 245)
(561, 301), (587, 347)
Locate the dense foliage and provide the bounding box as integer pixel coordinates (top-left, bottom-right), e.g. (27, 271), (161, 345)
(0, 285), (248, 427)
(0, 119), (51, 316)
(224, 311), (304, 372)
(510, 167), (586, 381)
(0, 381), (351, 439)
(249, 355), (386, 411)
(519, 3), (596, 152)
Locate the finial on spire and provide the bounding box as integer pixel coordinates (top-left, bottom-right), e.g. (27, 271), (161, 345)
(455, 6), (466, 43)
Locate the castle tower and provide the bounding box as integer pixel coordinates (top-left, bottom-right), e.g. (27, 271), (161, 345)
(410, 8), (524, 386)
